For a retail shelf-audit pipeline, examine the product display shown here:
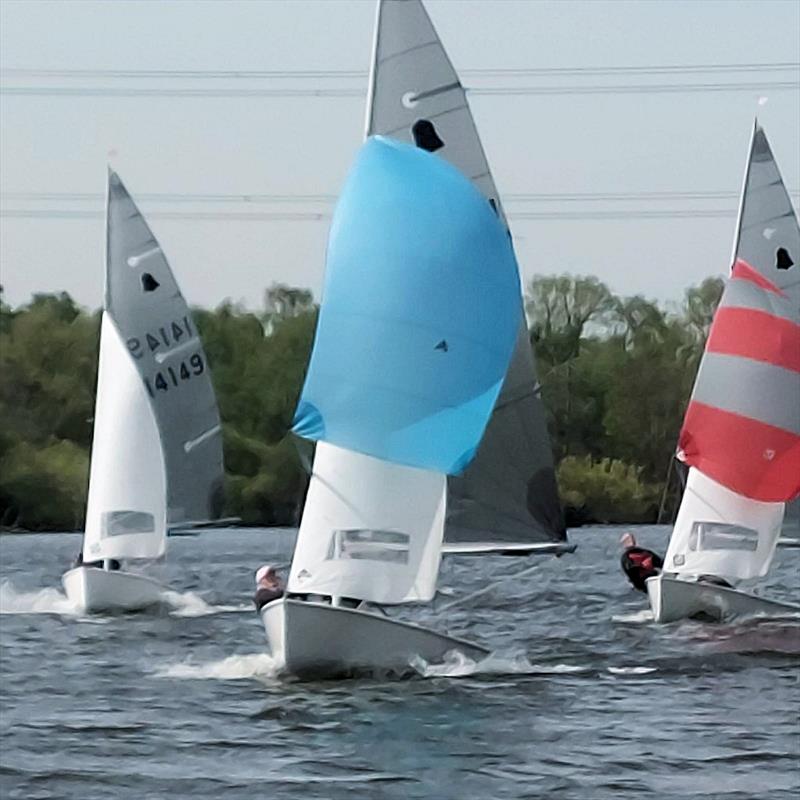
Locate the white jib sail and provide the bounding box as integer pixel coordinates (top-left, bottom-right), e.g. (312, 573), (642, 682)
(664, 468), (783, 582)
(287, 443), (445, 604)
(82, 314), (167, 562)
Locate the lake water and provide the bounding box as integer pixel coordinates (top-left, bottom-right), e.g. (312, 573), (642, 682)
(1, 526), (798, 800)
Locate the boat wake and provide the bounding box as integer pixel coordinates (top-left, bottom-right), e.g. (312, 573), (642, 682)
(0, 580), (77, 616)
(611, 608), (655, 624)
(411, 650), (592, 678)
(155, 652), (280, 682)
(607, 666), (658, 675)
(161, 590), (250, 618)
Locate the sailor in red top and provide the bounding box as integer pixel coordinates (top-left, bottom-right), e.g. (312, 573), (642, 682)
(619, 532), (663, 592)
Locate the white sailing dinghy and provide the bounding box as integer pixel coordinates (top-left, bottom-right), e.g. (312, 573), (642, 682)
(647, 122), (800, 623)
(263, 0), (571, 678)
(62, 171), (224, 614)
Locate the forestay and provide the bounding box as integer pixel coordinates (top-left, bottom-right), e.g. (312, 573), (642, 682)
(106, 172), (224, 526)
(287, 443), (445, 603)
(366, 0), (566, 547)
(293, 136), (521, 475)
(667, 124), (800, 581)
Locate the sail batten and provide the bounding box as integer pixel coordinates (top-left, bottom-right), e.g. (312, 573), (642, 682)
(367, 0), (566, 547)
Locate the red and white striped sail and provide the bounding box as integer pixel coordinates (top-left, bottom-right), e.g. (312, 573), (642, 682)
(678, 260), (800, 503)
(665, 124), (800, 582)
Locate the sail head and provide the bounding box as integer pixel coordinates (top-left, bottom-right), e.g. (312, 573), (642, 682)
(735, 123), (800, 308)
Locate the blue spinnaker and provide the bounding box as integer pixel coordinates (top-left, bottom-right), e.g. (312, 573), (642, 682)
(293, 136), (522, 475)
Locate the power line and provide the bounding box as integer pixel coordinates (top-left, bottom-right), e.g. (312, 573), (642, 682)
(2, 62), (797, 80)
(1, 81), (797, 98)
(3, 189), (797, 205)
(0, 208), (740, 222)
(1, 191), (339, 204)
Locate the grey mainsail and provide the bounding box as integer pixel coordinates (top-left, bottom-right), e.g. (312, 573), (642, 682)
(734, 122), (800, 309)
(366, 0), (567, 548)
(106, 171), (224, 524)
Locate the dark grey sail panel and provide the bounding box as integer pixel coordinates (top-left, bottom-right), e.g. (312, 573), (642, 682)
(784, 496), (800, 536)
(106, 171), (224, 524)
(735, 124), (800, 309)
(368, 0), (565, 544)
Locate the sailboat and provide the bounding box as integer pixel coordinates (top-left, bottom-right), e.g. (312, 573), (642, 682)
(62, 171), (224, 613)
(262, 0), (571, 677)
(647, 122), (800, 623)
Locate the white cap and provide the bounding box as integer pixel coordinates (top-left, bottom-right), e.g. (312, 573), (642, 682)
(255, 564), (275, 586)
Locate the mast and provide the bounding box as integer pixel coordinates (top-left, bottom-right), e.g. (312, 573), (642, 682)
(363, 0), (383, 138)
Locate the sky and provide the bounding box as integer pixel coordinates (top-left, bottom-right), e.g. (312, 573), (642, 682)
(1, 0), (799, 313)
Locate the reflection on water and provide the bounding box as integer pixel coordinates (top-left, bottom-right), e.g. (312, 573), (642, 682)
(1, 527), (798, 800)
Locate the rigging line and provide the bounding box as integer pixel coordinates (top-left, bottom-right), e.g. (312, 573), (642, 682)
(470, 81), (800, 96)
(2, 62), (796, 79)
(1, 81), (797, 98)
(434, 560), (544, 614)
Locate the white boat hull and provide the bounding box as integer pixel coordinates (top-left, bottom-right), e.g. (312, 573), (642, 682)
(62, 567), (167, 614)
(646, 574), (800, 623)
(261, 597), (488, 678)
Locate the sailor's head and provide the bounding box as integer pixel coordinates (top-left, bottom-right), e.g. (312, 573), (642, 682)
(620, 532), (636, 549)
(255, 564), (277, 587)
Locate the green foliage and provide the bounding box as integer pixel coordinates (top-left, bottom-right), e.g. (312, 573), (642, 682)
(557, 456), (660, 524)
(0, 274), (722, 529)
(0, 439), (89, 530)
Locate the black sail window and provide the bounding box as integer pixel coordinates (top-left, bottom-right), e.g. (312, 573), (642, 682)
(776, 248), (793, 270)
(141, 273), (160, 292)
(412, 119), (445, 153)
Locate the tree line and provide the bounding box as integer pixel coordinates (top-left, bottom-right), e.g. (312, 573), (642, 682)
(0, 276), (722, 531)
